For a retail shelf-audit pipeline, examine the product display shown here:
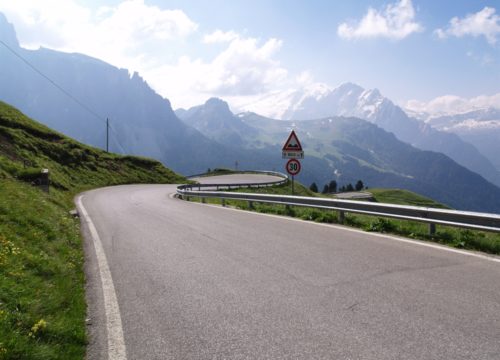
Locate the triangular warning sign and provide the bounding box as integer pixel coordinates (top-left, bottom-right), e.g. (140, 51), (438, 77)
(282, 130), (303, 151)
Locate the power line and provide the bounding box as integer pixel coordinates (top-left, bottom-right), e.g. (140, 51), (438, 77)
(0, 39), (128, 153)
(108, 122), (127, 154)
(1, 40), (106, 123)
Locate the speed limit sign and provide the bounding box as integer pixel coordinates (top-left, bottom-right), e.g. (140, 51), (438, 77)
(286, 159), (301, 176)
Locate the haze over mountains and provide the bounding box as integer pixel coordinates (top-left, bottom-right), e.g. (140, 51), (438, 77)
(409, 107), (500, 172)
(177, 99), (500, 213)
(239, 82), (500, 187)
(0, 13), (244, 175)
(1, 13), (500, 213)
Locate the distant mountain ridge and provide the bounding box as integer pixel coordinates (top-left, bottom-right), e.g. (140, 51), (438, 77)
(0, 13), (243, 175)
(178, 98), (500, 213)
(240, 82), (500, 187)
(176, 98), (259, 147)
(2, 12), (500, 213)
(410, 107), (500, 171)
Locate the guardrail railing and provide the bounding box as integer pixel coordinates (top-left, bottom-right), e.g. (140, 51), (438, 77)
(180, 171), (289, 191)
(176, 173), (500, 235)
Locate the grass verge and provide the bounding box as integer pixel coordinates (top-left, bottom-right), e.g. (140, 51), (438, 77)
(0, 101), (185, 359)
(187, 180), (500, 256)
(0, 181), (85, 359)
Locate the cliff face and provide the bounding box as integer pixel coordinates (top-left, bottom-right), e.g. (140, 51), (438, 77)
(0, 13), (239, 175)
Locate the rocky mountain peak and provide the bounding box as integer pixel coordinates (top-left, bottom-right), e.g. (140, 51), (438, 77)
(204, 97), (232, 115)
(335, 82), (364, 94)
(0, 12), (19, 48)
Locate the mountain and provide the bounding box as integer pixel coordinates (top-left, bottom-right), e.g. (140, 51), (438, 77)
(0, 100), (185, 189)
(0, 13), (242, 176)
(176, 97), (259, 147)
(178, 98), (500, 213)
(2, 13), (500, 213)
(241, 82), (500, 187)
(411, 108), (500, 172)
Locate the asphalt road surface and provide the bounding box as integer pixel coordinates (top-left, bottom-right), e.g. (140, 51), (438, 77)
(189, 173), (285, 185)
(79, 175), (500, 360)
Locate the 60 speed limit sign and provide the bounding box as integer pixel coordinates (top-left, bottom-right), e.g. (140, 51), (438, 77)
(286, 159), (301, 176)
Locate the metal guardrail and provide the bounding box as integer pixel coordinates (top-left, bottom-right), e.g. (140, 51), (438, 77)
(180, 171), (289, 191)
(176, 173), (500, 234)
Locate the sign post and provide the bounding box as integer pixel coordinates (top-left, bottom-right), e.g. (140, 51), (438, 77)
(282, 130), (304, 195)
(286, 159), (301, 194)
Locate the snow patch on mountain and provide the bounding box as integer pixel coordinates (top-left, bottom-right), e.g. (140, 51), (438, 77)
(234, 81), (500, 185)
(416, 107), (500, 131)
(448, 119), (500, 131)
(405, 93), (500, 119)
(235, 81), (396, 123)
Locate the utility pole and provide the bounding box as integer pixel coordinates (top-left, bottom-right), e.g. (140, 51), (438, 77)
(106, 118), (109, 152)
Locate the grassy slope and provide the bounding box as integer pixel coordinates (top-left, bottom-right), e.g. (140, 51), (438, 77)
(369, 188), (450, 209)
(0, 101), (185, 359)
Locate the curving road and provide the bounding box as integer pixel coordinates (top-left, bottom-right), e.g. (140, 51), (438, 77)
(78, 174), (500, 360)
(189, 173), (285, 185)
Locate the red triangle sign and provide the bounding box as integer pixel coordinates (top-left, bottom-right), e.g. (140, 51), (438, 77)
(282, 130), (303, 151)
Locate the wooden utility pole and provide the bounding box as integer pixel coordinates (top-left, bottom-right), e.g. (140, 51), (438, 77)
(106, 118), (109, 152)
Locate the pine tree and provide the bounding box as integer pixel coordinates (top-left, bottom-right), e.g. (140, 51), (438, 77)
(328, 180), (337, 193)
(355, 180), (364, 191)
(322, 184), (329, 194)
(346, 183), (354, 192)
(309, 182), (318, 193)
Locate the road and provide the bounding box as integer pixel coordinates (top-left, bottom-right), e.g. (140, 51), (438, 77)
(189, 173), (285, 185)
(78, 174), (500, 360)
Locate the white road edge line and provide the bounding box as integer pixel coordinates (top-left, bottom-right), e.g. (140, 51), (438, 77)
(177, 194), (500, 264)
(76, 195), (127, 360)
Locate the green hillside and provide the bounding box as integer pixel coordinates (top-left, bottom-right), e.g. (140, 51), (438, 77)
(235, 112), (500, 214)
(369, 188), (449, 208)
(0, 101), (185, 359)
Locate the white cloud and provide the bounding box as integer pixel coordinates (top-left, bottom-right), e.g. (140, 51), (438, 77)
(466, 50), (494, 66)
(0, 0), (198, 70)
(0, 1), (305, 110)
(435, 7), (500, 45)
(147, 35), (290, 108)
(405, 93), (500, 115)
(200, 37), (286, 95)
(337, 0), (423, 40)
(203, 30), (239, 44)
(0, 0), (92, 48)
(295, 70), (315, 87)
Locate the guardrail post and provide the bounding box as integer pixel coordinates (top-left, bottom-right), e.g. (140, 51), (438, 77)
(339, 211), (345, 224)
(429, 223), (436, 236)
(221, 198), (226, 207)
(176, 172), (500, 234)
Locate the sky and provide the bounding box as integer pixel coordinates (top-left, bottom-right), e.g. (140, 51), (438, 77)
(0, 0), (499, 115)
